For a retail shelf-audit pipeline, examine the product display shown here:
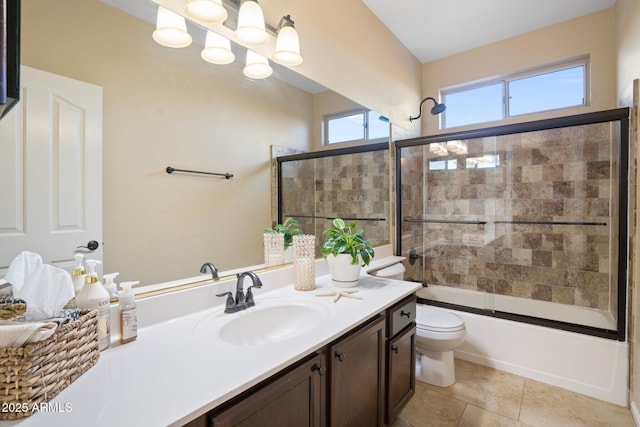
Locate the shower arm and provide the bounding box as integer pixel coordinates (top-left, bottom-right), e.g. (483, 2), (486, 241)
(409, 97), (446, 122)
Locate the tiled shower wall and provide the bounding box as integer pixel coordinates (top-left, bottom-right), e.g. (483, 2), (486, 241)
(400, 122), (620, 312)
(280, 149), (390, 256)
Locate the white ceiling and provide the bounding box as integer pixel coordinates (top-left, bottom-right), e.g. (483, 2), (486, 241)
(362, 0), (616, 64)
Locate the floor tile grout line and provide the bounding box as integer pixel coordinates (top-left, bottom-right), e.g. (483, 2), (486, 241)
(456, 402), (467, 426)
(517, 378), (528, 422)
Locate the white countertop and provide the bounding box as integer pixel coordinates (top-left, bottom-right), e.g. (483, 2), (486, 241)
(1, 252), (419, 427)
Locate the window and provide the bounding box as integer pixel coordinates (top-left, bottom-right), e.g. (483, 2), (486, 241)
(324, 108), (389, 145)
(442, 57), (588, 129)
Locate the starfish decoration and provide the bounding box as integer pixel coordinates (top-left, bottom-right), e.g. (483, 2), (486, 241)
(315, 289), (362, 303)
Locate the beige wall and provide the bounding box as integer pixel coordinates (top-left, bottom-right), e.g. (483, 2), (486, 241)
(249, 0), (423, 136)
(22, 0), (314, 284)
(617, 0), (640, 104)
(616, 0), (640, 416)
(421, 8), (617, 136)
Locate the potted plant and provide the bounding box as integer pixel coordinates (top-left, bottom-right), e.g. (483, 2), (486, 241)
(321, 218), (375, 287)
(265, 217), (302, 263)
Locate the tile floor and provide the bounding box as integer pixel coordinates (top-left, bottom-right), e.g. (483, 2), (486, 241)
(392, 359), (636, 427)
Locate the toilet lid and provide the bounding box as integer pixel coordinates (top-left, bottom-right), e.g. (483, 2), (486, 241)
(416, 305), (465, 332)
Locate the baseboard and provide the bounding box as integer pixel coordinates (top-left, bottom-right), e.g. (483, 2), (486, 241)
(631, 401), (640, 426)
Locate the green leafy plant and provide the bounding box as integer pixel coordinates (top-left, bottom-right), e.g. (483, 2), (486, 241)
(264, 217), (302, 249)
(321, 218), (374, 266)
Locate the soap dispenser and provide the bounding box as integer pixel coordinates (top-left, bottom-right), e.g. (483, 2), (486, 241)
(76, 260), (111, 351)
(102, 272), (120, 300)
(71, 254), (86, 295)
(118, 281), (139, 344)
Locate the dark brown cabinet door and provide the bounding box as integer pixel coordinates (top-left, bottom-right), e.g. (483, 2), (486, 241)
(210, 354), (325, 427)
(386, 324), (416, 424)
(328, 315), (385, 427)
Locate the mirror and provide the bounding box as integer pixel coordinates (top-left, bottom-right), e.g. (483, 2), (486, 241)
(13, 0), (390, 287)
(278, 145), (390, 257)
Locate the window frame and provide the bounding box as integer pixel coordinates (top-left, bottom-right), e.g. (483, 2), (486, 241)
(441, 56), (590, 129)
(323, 107), (389, 146)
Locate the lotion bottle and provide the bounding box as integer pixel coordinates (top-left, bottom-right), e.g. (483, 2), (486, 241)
(102, 272), (120, 300)
(76, 260), (111, 350)
(71, 254), (86, 295)
(118, 281), (139, 344)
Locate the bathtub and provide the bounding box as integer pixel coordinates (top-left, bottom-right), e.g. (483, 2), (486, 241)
(418, 285), (628, 406)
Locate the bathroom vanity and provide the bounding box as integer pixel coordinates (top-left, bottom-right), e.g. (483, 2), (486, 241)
(197, 293), (416, 427)
(1, 252), (420, 427)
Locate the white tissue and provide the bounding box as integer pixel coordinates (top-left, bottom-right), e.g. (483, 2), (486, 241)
(4, 251), (43, 292)
(15, 265), (75, 321)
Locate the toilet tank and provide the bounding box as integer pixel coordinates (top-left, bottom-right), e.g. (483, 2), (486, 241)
(371, 263), (406, 281)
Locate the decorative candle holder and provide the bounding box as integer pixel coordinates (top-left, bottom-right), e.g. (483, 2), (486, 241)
(263, 233), (285, 267)
(293, 234), (316, 291)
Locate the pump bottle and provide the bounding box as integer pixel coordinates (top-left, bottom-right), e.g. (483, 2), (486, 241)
(71, 254), (86, 295)
(76, 260), (111, 350)
(118, 281), (139, 344)
(102, 272), (120, 300)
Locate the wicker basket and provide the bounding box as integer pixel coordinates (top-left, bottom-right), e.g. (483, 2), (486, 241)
(0, 310), (100, 420)
(0, 298), (27, 320)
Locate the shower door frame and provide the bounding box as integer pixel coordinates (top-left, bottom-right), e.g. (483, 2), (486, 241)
(395, 108), (630, 341)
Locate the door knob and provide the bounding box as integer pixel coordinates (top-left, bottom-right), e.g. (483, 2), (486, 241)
(77, 240), (99, 251)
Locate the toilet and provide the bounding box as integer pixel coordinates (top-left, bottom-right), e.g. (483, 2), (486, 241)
(371, 262), (467, 387)
(415, 305), (466, 387)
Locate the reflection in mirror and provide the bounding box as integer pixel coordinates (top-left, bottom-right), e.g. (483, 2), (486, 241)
(278, 144), (390, 257)
(5, 0), (392, 290)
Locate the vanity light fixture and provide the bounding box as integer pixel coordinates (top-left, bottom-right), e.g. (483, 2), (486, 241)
(153, 6), (192, 48)
(409, 96), (447, 122)
(243, 50), (273, 79)
(446, 140), (468, 155)
(201, 31), (235, 64)
(428, 143), (448, 157)
(273, 15), (303, 66)
(184, 0), (228, 23)
(235, 0), (268, 46)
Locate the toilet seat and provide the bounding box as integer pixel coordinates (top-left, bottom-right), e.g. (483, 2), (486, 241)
(416, 306), (466, 333)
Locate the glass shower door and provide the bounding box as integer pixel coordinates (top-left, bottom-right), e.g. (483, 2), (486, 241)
(397, 109), (628, 340)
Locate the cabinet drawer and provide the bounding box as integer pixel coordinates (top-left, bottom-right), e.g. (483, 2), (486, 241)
(389, 295), (416, 337)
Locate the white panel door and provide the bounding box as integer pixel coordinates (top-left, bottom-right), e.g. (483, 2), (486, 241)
(0, 66), (102, 275)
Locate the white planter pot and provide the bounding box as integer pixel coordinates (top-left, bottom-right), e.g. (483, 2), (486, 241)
(327, 254), (361, 288)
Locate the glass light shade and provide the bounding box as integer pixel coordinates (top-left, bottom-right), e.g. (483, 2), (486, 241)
(152, 6), (192, 48)
(235, 1), (268, 46)
(243, 50), (272, 79)
(273, 25), (302, 66)
(201, 31), (235, 65)
(184, 0), (227, 23)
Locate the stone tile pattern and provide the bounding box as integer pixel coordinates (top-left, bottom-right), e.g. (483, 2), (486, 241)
(280, 150), (390, 256)
(400, 122), (619, 310)
(392, 359), (634, 427)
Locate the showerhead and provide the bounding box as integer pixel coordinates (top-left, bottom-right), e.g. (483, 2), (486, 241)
(409, 96), (446, 122)
(430, 102), (447, 115)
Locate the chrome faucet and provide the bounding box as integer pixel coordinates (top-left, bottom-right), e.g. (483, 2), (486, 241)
(216, 271), (263, 313)
(200, 262), (219, 281)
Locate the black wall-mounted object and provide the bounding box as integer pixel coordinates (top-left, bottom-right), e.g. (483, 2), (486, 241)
(0, 0), (20, 121)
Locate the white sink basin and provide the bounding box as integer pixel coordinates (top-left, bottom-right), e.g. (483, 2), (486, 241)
(195, 298), (330, 346)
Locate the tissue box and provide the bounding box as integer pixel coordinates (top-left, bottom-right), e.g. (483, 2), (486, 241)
(0, 310), (100, 420)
